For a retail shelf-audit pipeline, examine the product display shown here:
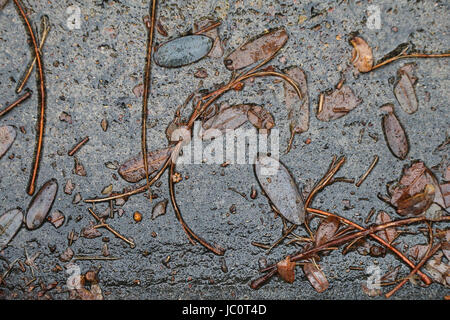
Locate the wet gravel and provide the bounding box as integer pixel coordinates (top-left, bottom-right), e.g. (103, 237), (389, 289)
(0, 0), (449, 299)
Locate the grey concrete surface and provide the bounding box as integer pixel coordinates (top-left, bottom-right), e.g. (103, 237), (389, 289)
(0, 0), (449, 300)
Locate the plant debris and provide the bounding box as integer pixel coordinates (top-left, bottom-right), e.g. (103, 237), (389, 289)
(25, 179), (58, 230)
(0, 208), (23, 250)
(316, 85), (361, 122)
(0, 125), (16, 159)
(394, 63), (419, 114)
(380, 103), (409, 160)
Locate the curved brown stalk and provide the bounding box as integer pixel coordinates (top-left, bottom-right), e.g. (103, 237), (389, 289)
(84, 156), (171, 203)
(193, 20), (221, 35)
(371, 52), (450, 71)
(307, 207), (432, 285)
(168, 161), (225, 256)
(141, 0), (158, 197)
(13, 0), (46, 196)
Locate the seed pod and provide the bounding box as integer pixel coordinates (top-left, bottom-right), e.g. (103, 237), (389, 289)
(118, 147), (173, 183)
(26, 179), (58, 230)
(224, 28), (288, 71)
(0, 125), (16, 159)
(380, 103), (409, 160)
(276, 256), (295, 283)
(154, 35), (213, 68)
(151, 199), (168, 220)
(254, 155), (305, 225)
(0, 208), (23, 250)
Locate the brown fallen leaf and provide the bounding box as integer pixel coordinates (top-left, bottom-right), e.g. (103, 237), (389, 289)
(194, 19), (224, 58)
(80, 221), (102, 239)
(394, 63), (418, 114)
(315, 216), (340, 247)
(247, 105), (275, 130)
(408, 244), (429, 262)
(151, 199), (168, 220)
(380, 103), (409, 160)
(73, 157), (87, 176)
(440, 182), (450, 208)
(375, 211), (397, 244)
(303, 262), (329, 293)
(424, 252), (450, 287)
(277, 256), (295, 283)
(26, 179), (58, 230)
(0, 125), (16, 159)
(224, 28), (288, 71)
(48, 210), (65, 229)
(254, 155), (305, 225)
(350, 36), (374, 73)
(316, 85), (361, 122)
(201, 104), (250, 139)
(118, 146), (174, 183)
(389, 161), (445, 216)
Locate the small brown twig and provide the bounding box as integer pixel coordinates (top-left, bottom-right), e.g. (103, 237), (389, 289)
(0, 89), (32, 119)
(68, 136), (89, 156)
(193, 20), (221, 35)
(356, 155), (379, 187)
(88, 208), (135, 248)
(371, 52), (450, 71)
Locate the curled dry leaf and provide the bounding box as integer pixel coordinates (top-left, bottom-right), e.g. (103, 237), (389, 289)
(375, 211), (397, 244)
(380, 103), (409, 160)
(0, 125), (16, 159)
(154, 35), (213, 68)
(118, 146), (173, 183)
(394, 63), (418, 114)
(254, 155), (305, 225)
(316, 85), (361, 122)
(350, 36), (373, 73)
(284, 67), (309, 144)
(303, 262), (329, 293)
(389, 161), (445, 216)
(247, 105), (275, 130)
(315, 216), (340, 247)
(224, 28), (288, 71)
(276, 256), (295, 283)
(151, 199), (168, 220)
(26, 179), (58, 230)
(201, 104), (250, 139)
(0, 208), (23, 250)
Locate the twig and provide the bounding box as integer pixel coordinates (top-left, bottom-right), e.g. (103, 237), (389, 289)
(13, 0), (47, 196)
(68, 136), (89, 156)
(356, 155), (379, 187)
(168, 160), (225, 255)
(88, 208), (135, 248)
(193, 20), (221, 35)
(16, 15), (50, 94)
(141, 0), (158, 199)
(0, 89), (32, 118)
(371, 52), (450, 71)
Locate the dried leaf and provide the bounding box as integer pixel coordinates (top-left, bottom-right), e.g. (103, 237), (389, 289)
(394, 64), (418, 114)
(151, 199), (168, 220)
(254, 155), (305, 225)
(101, 118), (108, 132)
(59, 111), (72, 124)
(49, 210), (65, 229)
(73, 157), (87, 176)
(59, 247), (74, 262)
(64, 179), (75, 195)
(350, 36), (373, 73)
(375, 211), (397, 244)
(380, 266), (401, 283)
(390, 161), (445, 215)
(247, 105), (275, 130)
(81, 221), (102, 239)
(25, 179), (58, 230)
(154, 35), (213, 68)
(316, 85), (361, 122)
(284, 67), (309, 136)
(380, 103), (409, 160)
(0, 125), (16, 159)
(424, 252), (450, 287)
(201, 104), (250, 139)
(276, 256), (295, 283)
(118, 146), (173, 183)
(441, 182), (450, 208)
(315, 216), (340, 247)
(224, 28), (288, 71)
(0, 208), (23, 250)
(303, 262), (329, 293)
(156, 19), (168, 37)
